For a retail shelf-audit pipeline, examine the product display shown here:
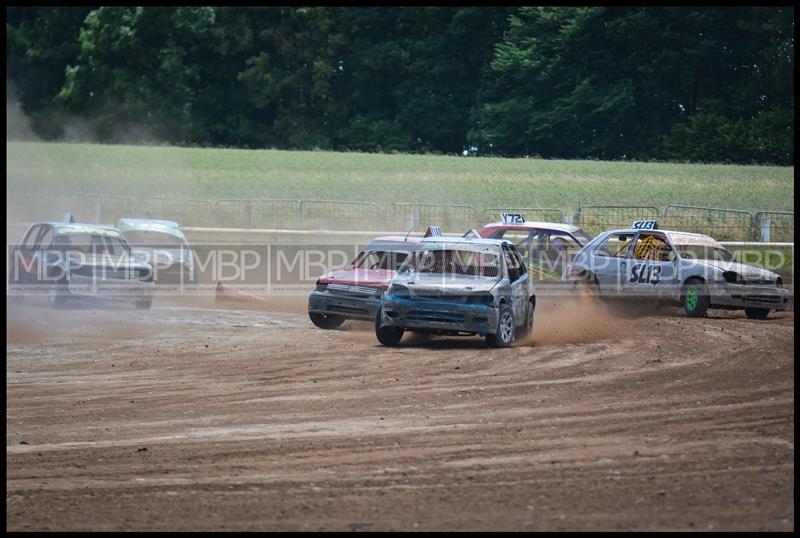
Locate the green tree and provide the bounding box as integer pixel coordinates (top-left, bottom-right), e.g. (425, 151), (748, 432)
(6, 6), (793, 163)
(472, 6), (793, 164)
(7, 6), (94, 138)
(236, 7), (344, 149)
(56, 7), (219, 142)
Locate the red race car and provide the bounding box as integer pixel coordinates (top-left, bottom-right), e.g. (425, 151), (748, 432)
(308, 235), (422, 329)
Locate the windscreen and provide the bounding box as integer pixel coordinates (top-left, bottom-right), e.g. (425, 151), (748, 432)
(675, 244), (733, 262)
(670, 233), (733, 262)
(405, 245), (502, 278)
(354, 250), (410, 271)
(123, 229), (186, 247)
(55, 232), (130, 256)
(573, 228), (594, 244)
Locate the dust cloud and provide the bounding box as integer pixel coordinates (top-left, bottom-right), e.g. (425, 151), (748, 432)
(6, 300), (156, 346)
(520, 297), (619, 346)
(6, 82), (37, 142)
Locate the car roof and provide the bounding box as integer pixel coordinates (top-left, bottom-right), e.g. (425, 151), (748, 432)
(35, 222), (121, 234)
(420, 236), (509, 246)
(116, 218), (186, 239)
(117, 218), (181, 228)
(482, 221), (583, 233)
(600, 228), (717, 241)
(372, 235), (424, 244)
(603, 228), (709, 237)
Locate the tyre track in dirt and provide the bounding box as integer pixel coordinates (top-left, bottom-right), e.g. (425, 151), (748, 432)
(6, 297), (794, 531)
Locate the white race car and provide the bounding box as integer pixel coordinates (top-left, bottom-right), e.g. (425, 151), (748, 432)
(117, 218), (195, 285)
(567, 221), (789, 319)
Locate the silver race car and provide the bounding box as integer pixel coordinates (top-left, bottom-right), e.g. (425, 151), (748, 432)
(567, 220), (789, 318)
(8, 217), (155, 308)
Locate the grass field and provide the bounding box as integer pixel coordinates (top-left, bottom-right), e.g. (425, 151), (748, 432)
(6, 142), (794, 212)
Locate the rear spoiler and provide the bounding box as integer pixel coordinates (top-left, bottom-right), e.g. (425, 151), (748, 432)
(462, 228), (481, 238)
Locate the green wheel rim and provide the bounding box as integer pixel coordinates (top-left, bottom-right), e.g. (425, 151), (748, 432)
(686, 286), (698, 311)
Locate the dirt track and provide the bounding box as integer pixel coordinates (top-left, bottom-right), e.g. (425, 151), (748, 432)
(6, 294), (794, 531)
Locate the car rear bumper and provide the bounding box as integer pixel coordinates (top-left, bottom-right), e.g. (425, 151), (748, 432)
(379, 296), (497, 336)
(153, 263), (193, 285)
(66, 276), (155, 301)
(709, 282), (790, 310)
(308, 290), (381, 321)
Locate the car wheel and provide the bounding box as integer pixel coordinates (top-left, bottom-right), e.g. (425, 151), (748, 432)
(744, 307), (770, 320)
(135, 298), (153, 310)
(682, 278), (709, 318)
(375, 307), (404, 346)
(516, 300), (534, 340)
(486, 304), (515, 348)
(309, 312), (345, 330)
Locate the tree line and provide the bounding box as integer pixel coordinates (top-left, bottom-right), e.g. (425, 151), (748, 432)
(6, 6), (794, 164)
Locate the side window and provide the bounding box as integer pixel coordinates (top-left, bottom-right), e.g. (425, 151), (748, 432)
(631, 234), (674, 262)
(595, 233), (634, 258)
(547, 232), (580, 251)
(503, 245), (522, 282)
(509, 246), (526, 274)
(21, 225), (41, 249)
(494, 230), (534, 250)
(503, 246), (519, 269)
(35, 226), (54, 250)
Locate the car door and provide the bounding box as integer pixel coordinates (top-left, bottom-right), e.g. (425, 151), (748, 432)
(512, 245), (532, 318)
(590, 232), (634, 293)
(503, 244), (529, 322)
(33, 225), (59, 285)
(622, 232), (678, 297)
(12, 224), (43, 284)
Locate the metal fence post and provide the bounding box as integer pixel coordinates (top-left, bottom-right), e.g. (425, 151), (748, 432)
(760, 218), (772, 242)
(245, 202), (253, 229)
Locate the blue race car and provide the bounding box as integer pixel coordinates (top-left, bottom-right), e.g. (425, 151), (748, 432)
(375, 236), (536, 347)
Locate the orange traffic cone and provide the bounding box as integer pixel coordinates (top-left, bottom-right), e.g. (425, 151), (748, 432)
(215, 281), (269, 305)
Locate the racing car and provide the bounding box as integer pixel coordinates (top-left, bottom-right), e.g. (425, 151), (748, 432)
(375, 236), (535, 347)
(479, 212), (593, 281)
(117, 218), (195, 285)
(307, 234), (422, 329)
(8, 216), (155, 308)
(567, 220), (789, 319)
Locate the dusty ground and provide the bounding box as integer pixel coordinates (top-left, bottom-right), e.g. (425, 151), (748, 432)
(6, 293), (794, 531)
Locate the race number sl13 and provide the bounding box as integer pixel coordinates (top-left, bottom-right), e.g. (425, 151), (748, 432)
(632, 220), (658, 230)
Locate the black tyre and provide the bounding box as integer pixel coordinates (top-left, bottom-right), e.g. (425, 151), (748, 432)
(516, 300), (534, 340)
(375, 307), (404, 346)
(309, 312), (345, 330)
(744, 307), (770, 320)
(486, 304), (515, 348)
(682, 278), (709, 318)
(135, 298), (153, 310)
